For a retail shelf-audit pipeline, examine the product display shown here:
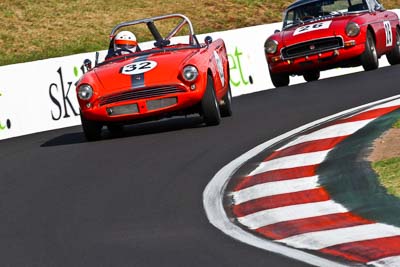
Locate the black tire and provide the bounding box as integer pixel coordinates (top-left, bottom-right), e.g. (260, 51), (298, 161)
(303, 71), (320, 82)
(361, 30), (379, 71)
(387, 28), (400, 65)
(201, 75), (221, 126)
(80, 113), (102, 141)
(219, 85), (232, 117)
(269, 70), (289, 88)
(107, 124), (124, 137)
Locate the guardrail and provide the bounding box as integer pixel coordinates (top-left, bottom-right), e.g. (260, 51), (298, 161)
(0, 9), (399, 140)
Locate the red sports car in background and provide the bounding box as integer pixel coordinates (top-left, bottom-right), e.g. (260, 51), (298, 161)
(76, 14), (231, 141)
(265, 0), (400, 87)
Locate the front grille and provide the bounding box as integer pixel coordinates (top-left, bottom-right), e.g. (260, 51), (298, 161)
(99, 85), (186, 106)
(282, 37), (343, 60)
(107, 104), (139, 116)
(146, 97), (177, 111)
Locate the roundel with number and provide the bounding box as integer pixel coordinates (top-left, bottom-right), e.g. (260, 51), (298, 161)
(213, 51), (225, 87)
(383, 21), (393, 47)
(121, 60), (157, 75)
(293, 21), (332, 36)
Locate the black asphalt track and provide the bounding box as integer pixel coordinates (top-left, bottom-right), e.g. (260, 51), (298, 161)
(1, 65), (399, 267)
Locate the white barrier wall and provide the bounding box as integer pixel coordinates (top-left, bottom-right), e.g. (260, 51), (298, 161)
(0, 55), (89, 140)
(0, 9), (399, 140)
(0, 22), (282, 141)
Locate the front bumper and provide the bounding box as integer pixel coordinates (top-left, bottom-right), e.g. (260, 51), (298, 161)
(268, 41), (365, 75)
(79, 84), (204, 123)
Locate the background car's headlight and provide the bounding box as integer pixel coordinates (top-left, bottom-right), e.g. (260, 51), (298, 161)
(182, 65), (199, 82)
(346, 22), (360, 37)
(78, 84), (93, 100)
(265, 39), (279, 54)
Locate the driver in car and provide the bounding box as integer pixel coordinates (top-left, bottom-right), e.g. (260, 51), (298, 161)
(300, 4), (323, 20)
(114, 31), (139, 54)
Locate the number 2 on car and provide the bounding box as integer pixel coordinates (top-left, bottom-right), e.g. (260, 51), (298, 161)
(121, 61), (157, 75)
(293, 21), (332, 36)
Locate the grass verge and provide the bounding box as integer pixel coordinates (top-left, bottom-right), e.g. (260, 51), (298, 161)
(372, 119), (400, 197)
(373, 158), (400, 197)
(0, 0), (398, 66)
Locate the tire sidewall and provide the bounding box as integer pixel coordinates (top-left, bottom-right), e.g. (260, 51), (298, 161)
(201, 75), (221, 126)
(81, 113), (102, 141)
(361, 30), (379, 71)
(269, 69), (290, 88)
(220, 85), (232, 117)
(303, 71), (320, 82)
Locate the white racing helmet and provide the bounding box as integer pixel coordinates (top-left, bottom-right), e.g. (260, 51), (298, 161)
(114, 31), (137, 51)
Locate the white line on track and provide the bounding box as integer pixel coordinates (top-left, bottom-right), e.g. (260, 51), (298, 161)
(249, 150), (331, 176)
(277, 223), (400, 250)
(368, 255), (400, 267)
(276, 119), (373, 151)
(364, 98), (400, 112)
(203, 95), (400, 267)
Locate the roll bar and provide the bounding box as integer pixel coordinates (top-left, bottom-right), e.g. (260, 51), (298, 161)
(110, 14), (199, 47)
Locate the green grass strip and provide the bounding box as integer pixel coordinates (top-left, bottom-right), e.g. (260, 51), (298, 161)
(373, 157), (400, 198)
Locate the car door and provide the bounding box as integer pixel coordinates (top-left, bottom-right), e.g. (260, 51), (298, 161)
(366, 0), (394, 54)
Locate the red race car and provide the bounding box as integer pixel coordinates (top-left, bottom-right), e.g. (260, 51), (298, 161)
(76, 14), (231, 141)
(265, 0), (400, 87)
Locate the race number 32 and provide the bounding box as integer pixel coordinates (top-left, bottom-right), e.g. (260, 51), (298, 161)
(384, 21), (393, 47)
(121, 61), (157, 75)
(294, 21), (332, 36)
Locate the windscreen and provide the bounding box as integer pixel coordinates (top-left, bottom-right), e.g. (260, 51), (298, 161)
(283, 0), (369, 29)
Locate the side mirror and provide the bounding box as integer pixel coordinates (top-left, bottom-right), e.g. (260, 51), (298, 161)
(204, 36), (213, 45)
(274, 29), (281, 34)
(83, 59), (92, 71)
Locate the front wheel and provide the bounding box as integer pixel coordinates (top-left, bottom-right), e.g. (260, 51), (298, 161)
(81, 113), (103, 141)
(387, 28), (400, 65)
(201, 75), (221, 126)
(303, 71), (320, 82)
(269, 70), (289, 88)
(361, 30), (379, 71)
(219, 85), (232, 117)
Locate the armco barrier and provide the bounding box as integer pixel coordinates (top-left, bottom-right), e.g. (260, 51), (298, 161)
(0, 9), (399, 141)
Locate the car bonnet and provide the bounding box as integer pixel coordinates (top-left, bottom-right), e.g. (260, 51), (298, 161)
(281, 15), (354, 46)
(93, 49), (198, 93)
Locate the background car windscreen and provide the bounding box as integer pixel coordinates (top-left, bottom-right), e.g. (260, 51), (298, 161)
(283, 0), (369, 28)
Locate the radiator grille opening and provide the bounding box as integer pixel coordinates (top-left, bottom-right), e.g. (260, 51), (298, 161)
(282, 37), (343, 60)
(147, 97), (178, 111)
(107, 104), (139, 116)
(100, 85), (185, 106)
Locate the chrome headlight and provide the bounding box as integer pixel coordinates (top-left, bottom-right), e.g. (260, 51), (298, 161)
(265, 39), (279, 54)
(78, 84), (93, 100)
(346, 22), (360, 37)
(182, 65), (199, 82)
